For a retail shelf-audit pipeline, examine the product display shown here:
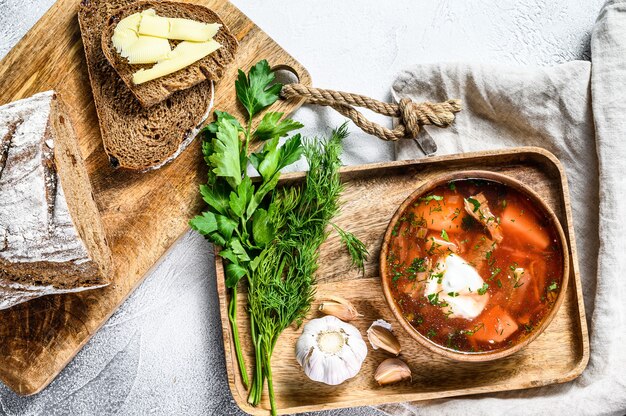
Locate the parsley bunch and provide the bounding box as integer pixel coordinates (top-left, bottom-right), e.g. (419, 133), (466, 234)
(190, 60), (368, 416)
(191, 60), (303, 391)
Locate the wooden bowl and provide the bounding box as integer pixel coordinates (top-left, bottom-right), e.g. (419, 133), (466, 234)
(380, 170), (570, 362)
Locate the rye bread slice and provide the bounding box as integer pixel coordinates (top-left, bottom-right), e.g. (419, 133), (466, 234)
(0, 91), (112, 309)
(78, 0), (221, 171)
(101, 1), (238, 108)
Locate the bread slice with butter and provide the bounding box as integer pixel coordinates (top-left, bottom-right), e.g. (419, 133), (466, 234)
(101, 1), (238, 108)
(0, 91), (112, 309)
(78, 0), (223, 170)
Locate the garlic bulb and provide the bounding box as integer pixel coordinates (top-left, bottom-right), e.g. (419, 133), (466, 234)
(296, 316), (368, 385)
(318, 295), (361, 321)
(367, 319), (401, 355)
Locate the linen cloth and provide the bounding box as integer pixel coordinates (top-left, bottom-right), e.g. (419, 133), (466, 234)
(385, 1), (626, 415)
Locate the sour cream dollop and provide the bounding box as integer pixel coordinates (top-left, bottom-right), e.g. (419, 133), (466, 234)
(424, 253), (489, 320)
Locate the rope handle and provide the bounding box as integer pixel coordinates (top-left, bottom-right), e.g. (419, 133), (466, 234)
(280, 83), (462, 142)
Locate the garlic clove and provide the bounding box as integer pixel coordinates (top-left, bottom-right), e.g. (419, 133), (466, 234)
(296, 316), (368, 385)
(367, 319), (401, 356)
(318, 295), (361, 321)
(374, 358), (412, 386)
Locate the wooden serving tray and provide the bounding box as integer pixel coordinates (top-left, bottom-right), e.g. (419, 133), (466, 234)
(216, 147), (589, 414)
(0, 0), (310, 395)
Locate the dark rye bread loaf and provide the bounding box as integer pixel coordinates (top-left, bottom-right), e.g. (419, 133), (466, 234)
(78, 0), (221, 171)
(0, 91), (112, 309)
(101, 1), (238, 108)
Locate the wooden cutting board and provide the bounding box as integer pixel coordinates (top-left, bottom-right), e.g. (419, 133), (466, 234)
(0, 0), (310, 395)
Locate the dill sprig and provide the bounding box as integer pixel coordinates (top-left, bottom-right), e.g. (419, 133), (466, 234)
(333, 224), (369, 273)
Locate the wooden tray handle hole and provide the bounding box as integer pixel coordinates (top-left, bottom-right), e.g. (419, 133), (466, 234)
(272, 64), (300, 85)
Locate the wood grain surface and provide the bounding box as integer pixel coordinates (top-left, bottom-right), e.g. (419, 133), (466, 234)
(216, 148), (589, 415)
(0, 0), (310, 396)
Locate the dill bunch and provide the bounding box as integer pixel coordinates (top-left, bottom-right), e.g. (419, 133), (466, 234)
(246, 124), (367, 412)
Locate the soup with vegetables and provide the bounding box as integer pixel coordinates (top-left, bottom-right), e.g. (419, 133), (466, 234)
(385, 178), (564, 353)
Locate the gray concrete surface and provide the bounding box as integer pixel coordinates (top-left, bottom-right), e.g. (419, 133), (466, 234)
(0, 1), (604, 414)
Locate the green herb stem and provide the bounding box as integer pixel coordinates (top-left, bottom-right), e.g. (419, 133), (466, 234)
(264, 347), (277, 416)
(228, 286), (249, 390)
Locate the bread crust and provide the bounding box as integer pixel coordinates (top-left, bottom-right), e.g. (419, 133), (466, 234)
(0, 91), (111, 295)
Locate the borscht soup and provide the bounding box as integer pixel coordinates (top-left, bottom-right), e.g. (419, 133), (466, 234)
(383, 176), (566, 355)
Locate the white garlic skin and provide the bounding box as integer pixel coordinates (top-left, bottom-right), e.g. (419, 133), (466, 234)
(296, 316), (368, 385)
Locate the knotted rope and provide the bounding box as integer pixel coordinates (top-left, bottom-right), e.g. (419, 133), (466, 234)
(281, 83), (462, 141)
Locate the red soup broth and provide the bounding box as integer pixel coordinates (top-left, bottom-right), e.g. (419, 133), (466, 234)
(385, 178), (564, 353)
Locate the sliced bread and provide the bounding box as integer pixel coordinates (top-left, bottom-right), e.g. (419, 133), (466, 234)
(101, 1), (238, 108)
(0, 91), (112, 310)
(78, 0), (219, 171)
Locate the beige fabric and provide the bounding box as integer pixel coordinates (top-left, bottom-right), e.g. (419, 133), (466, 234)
(387, 1), (625, 414)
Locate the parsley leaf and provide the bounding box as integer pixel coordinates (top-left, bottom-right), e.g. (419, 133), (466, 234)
(250, 134), (304, 181)
(548, 281), (558, 291)
(216, 215), (237, 241)
(202, 110), (244, 140)
(229, 176), (254, 218)
(235, 60), (282, 118)
(441, 229), (450, 242)
(189, 211), (218, 236)
(199, 183), (230, 216)
(225, 263), (247, 288)
(230, 239), (251, 263)
(209, 118), (242, 189)
(278, 134), (304, 170)
(247, 171), (281, 219)
(218, 249), (239, 265)
(252, 208), (275, 247)
(254, 112), (303, 141)
(253, 136), (281, 179)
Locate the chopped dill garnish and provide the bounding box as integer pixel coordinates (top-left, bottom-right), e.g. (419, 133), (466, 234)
(407, 257), (427, 277)
(463, 323), (485, 336)
(420, 194), (444, 203)
(477, 283), (489, 295)
(431, 272), (445, 284)
(490, 267), (502, 280)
